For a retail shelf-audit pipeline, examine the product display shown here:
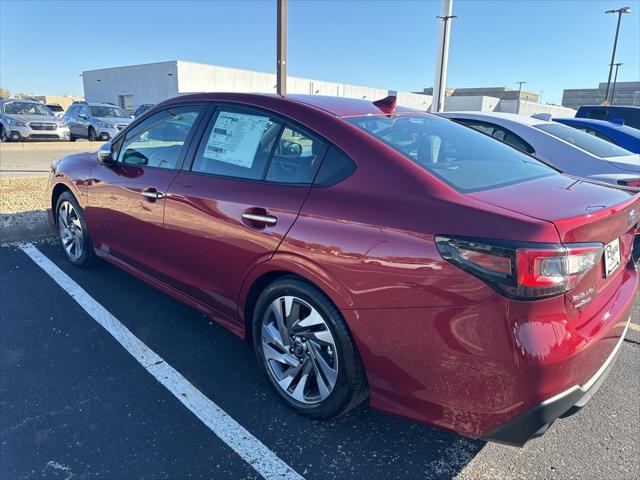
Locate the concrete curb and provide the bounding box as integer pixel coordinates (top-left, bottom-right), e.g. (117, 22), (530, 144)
(0, 212), (55, 245)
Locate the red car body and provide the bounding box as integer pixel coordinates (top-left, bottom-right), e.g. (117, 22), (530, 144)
(47, 93), (639, 445)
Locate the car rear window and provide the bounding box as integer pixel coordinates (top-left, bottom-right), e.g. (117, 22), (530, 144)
(535, 123), (632, 158)
(345, 114), (556, 192)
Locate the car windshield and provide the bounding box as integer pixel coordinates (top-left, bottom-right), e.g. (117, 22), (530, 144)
(535, 123), (632, 158)
(90, 106), (129, 118)
(345, 114), (556, 192)
(2, 101), (53, 116)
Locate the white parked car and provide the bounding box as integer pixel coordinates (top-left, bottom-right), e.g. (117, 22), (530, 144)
(438, 112), (640, 190)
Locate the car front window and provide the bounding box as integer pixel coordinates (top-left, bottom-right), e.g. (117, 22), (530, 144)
(535, 123), (632, 158)
(2, 101), (53, 116)
(345, 114), (556, 192)
(90, 106), (129, 118)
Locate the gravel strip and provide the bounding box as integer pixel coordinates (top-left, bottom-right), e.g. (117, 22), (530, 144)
(0, 176), (52, 244)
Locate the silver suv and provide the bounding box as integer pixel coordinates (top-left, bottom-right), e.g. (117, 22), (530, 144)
(0, 99), (70, 142)
(64, 102), (133, 141)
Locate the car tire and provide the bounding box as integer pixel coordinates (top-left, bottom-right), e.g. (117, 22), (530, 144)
(56, 191), (99, 267)
(69, 134), (77, 142)
(252, 276), (368, 419)
(88, 127), (97, 141)
(0, 125), (6, 142)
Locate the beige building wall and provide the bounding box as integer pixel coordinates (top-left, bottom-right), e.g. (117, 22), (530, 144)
(34, 95), (84, 111)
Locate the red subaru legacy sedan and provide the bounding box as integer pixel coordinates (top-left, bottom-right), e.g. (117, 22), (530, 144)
(47, 93), (638, 445)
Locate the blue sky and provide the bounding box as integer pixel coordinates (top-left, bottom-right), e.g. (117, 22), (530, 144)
(1, 0), (639, 104)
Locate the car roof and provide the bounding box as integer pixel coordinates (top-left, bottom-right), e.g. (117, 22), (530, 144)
(1, 98), (40, 104)
(88, 102), (121, 107)
(160, 92), (420, 117)
(577, 105), (640, 111)
(438, 111), (548, 126)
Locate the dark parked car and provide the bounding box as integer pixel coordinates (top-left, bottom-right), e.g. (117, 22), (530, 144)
(47, 93), (638, 446)
(132, 103), (154, 118)
(575, 105), (640, 130)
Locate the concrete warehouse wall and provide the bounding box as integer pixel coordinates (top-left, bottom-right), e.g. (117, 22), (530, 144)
(444, 95), (500, 112)
(177, 61), (431, 109)
(496, 100), (575, 117)
(84, 60), (431, 111)
(83, 61), (179, 108)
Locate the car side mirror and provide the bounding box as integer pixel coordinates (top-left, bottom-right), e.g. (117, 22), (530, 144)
(97, 143), (117, 165)
(281, 140), (303, 156)
(78, 114), (87, 120)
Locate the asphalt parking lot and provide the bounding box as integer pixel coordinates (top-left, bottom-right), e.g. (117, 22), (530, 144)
(1, 235), (639, 480)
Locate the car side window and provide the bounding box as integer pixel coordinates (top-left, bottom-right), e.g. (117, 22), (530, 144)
(265, 125), (328, 184)
(192, 108), (283, 180)
(117, 106), (203, 169)
(460, 120), (534, 154)
(586, 110), (608, 120)
(314, 146), (356, 186)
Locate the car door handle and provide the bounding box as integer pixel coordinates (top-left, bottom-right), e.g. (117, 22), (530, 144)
(141, 189), (164, 201)
(242, 212), (277, 226)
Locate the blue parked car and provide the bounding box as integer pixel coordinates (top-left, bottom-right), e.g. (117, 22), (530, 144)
(552, 117), (640, 153)
(575, 105), (640, 130)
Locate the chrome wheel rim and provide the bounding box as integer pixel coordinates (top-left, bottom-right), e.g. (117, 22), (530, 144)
(261, 296), (338, 404)
(58, 200), (83, 260)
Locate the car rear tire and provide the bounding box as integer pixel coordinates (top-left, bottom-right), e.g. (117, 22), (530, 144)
(56, 191), (99, 267)
(252, 276), (368, 419)
(69, 134), (77, 142)
(88, 127), (97, 141)
(0, 125), (6, 142)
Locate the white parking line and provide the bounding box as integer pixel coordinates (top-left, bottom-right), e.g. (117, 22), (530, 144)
(20, 243), (304, 480)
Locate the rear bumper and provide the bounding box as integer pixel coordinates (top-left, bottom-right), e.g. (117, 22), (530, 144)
(482, 314), (631, 446)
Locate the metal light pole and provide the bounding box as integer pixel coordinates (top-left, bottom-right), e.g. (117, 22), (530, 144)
(277, 0), (287, 97)
(604, 7), (631, 103)
(516, 81), (526, 114)
(610, 62), (623, 104)
(431, 0), (457, 112)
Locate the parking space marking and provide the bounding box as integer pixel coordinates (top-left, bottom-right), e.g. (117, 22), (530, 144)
(20, 243), (304, 480)
(630, 322), (640, 332)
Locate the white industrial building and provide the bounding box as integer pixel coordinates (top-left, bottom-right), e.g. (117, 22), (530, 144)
(83, 59), (575, 117)
(82, 60), (433, 112)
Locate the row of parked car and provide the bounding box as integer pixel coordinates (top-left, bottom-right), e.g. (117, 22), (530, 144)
(1, 97), (638, 186)
(0, 99), (154, 143)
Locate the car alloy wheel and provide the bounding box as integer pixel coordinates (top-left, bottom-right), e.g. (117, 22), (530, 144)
(261, 295), (339, 404)
(58, 200), (84, 261)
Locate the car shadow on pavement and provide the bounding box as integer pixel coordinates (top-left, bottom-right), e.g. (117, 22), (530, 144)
(36, 243), (486, 480)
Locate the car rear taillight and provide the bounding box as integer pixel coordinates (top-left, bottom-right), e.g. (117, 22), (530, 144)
(617, 179), (640, 188)
(435, 236), (604, 300)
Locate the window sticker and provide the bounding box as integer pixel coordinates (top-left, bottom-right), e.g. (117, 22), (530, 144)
(203, 112), (270, 168)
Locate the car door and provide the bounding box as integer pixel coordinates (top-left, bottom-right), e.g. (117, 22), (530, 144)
(65, 106), (79, 136)
(78, 105), (92, 138)
(162, 104), (328, 322)
(85, 104), (206, 276)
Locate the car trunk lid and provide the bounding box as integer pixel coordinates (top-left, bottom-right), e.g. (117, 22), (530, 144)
(468, 174), (639, 324)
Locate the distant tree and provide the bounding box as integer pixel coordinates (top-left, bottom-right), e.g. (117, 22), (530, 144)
(0, 87), (10, 99)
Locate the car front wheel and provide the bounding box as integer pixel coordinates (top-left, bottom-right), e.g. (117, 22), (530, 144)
(253, 277), (368, 419)
(56, 191), (98, 267)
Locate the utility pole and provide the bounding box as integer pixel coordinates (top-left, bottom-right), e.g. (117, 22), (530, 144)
(277, 0), (287, 97)
(516, 81), (526, 114)
(431, 0), (456, 112)
(610, 62), (623, 105)
(604, 7), (631, 103)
